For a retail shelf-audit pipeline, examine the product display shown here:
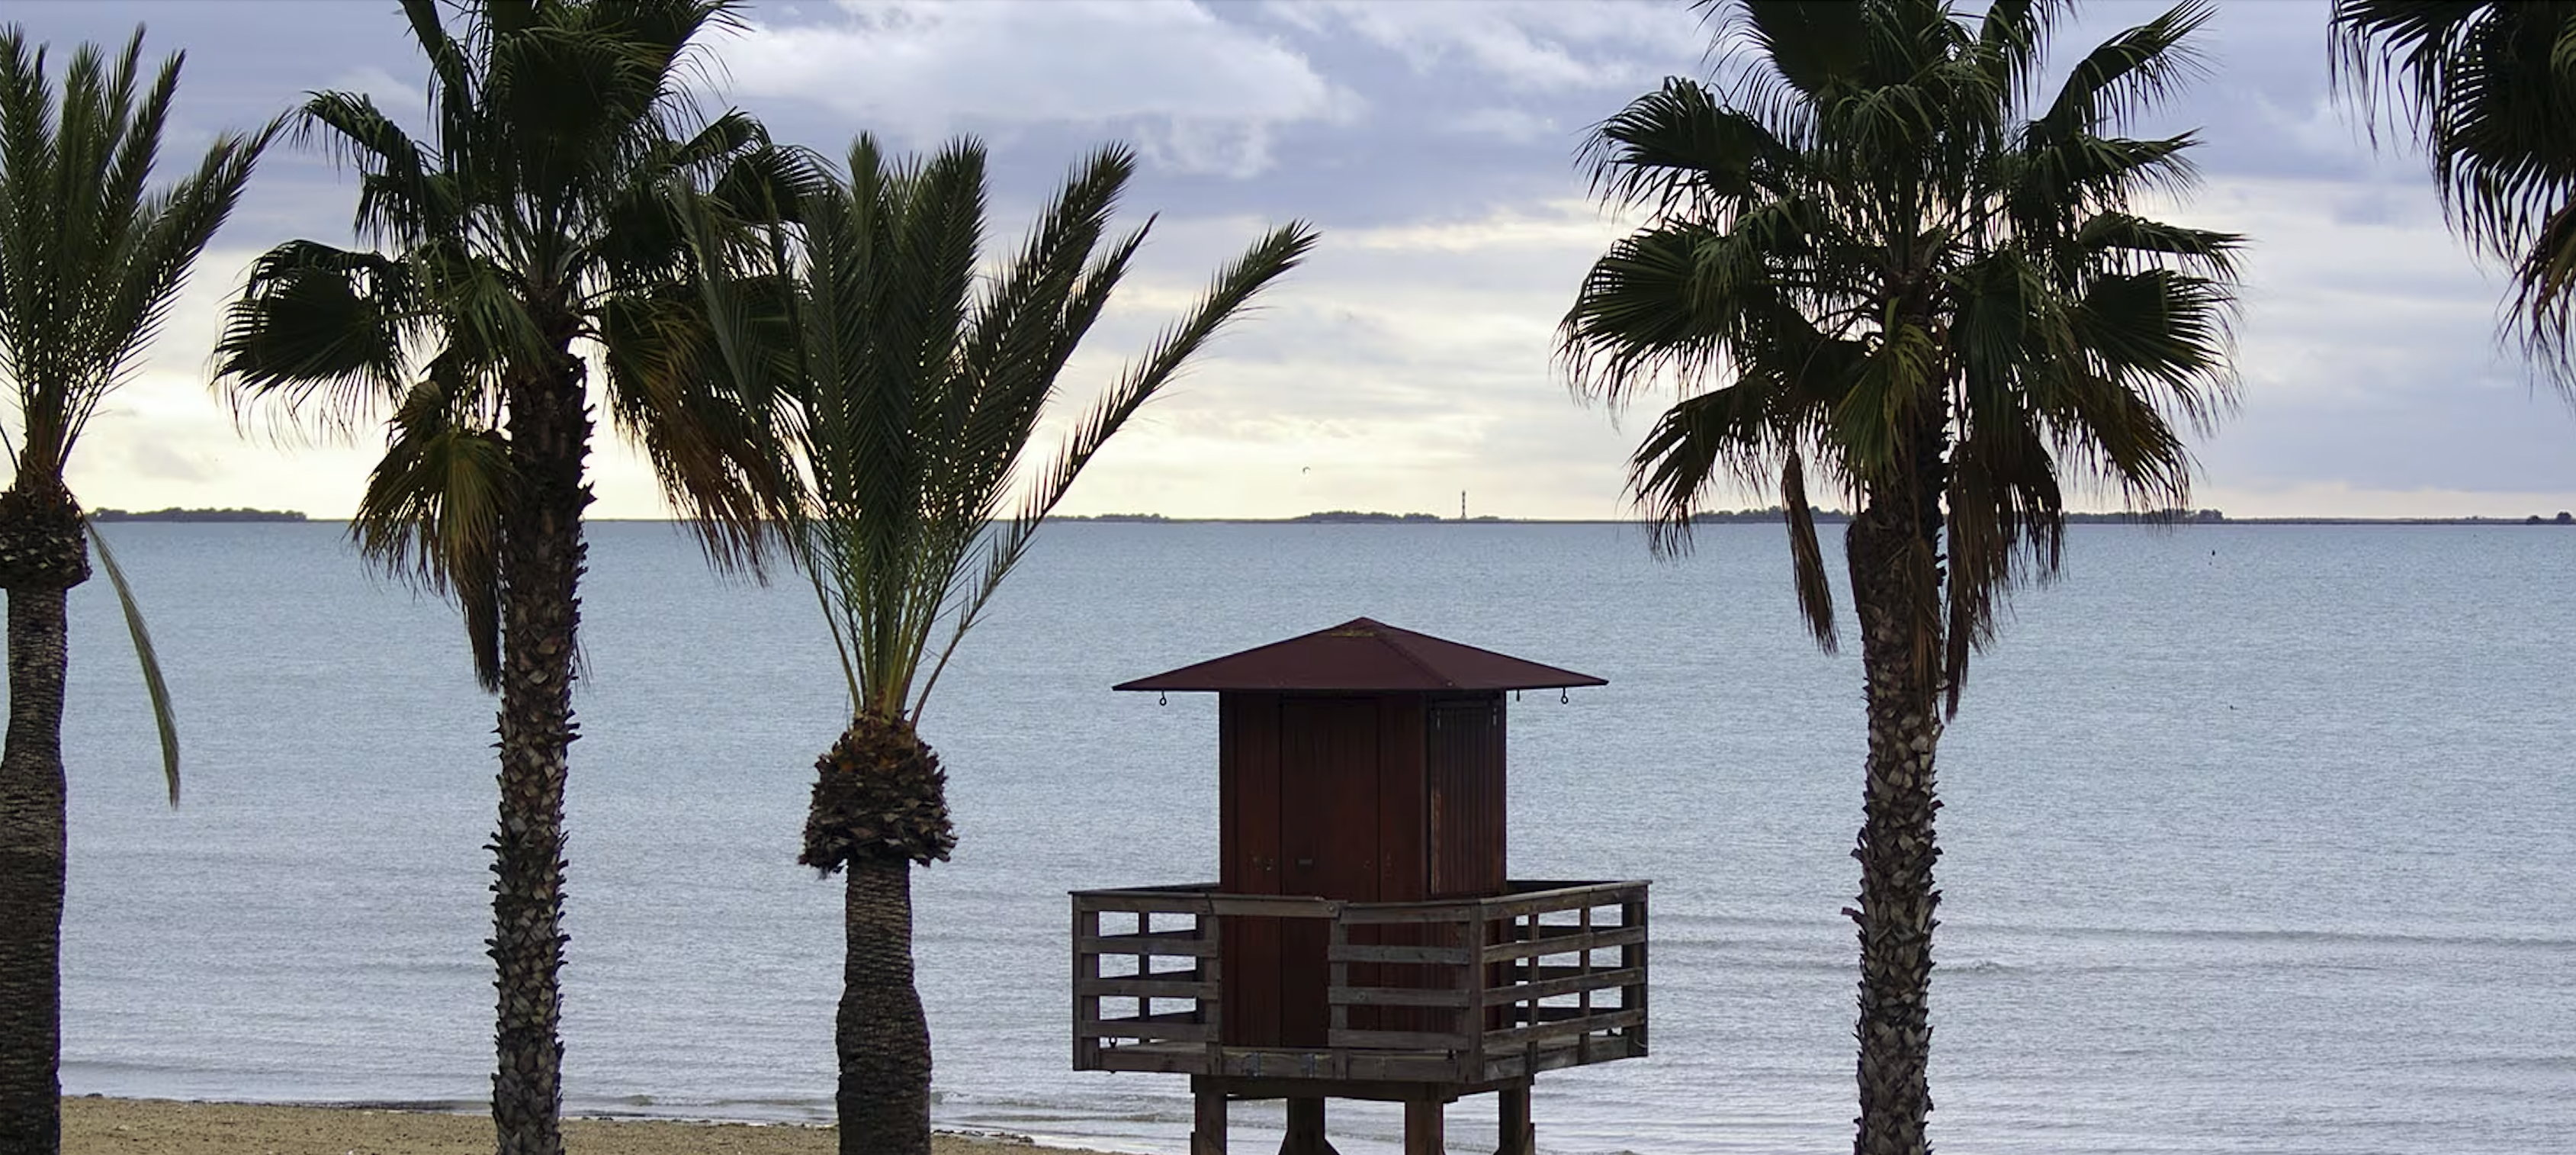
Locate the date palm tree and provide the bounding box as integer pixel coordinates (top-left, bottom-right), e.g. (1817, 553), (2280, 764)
(688, 136), (1312, 1155)
(2331, 2), (2576, 389)
(211, 3), (794, 1152)
(1559, 2), (2240, 1152)
(0, 27), (270, 1153)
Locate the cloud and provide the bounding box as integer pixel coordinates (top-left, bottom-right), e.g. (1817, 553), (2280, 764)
(715, 1), (1352, 176)
(1264, 0), (1703, 92)
(1450, 108), (1558, 144)
(326, 65), (425, 122)
(1028, 201), (1666, 520)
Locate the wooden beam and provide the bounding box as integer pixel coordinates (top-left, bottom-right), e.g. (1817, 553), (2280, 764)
(1192, 1081), (1229, 1155)
(1402, 1099), (1445, 1155)
(1496, 1085), (1533, 1155)
(1280, 1098), (1341, 1155)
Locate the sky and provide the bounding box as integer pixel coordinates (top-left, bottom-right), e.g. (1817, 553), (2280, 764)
(15, 0), (2576, 521)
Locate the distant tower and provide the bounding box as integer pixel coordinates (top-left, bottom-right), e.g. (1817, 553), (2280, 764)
(1460, 490), (1467, 521)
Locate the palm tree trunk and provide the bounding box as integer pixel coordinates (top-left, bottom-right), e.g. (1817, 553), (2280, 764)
(489, 357), (589, 1155)
(839, 854), (932, 1155)
(0, 485), (88, 1155)
(1845, 497), (1944, 1155)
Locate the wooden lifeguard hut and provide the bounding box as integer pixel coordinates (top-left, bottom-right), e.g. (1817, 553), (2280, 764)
(1071, 618), (1649, 1155)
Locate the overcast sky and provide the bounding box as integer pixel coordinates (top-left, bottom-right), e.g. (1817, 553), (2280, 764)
(18, 0), (2576, 520)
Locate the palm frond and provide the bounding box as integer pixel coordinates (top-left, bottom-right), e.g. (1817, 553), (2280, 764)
(349, 375), (513, 687)
(1780, 447), (1839, 651)
(1565, 0), (2239, 710)
(214, 240), (424, 440)
(82, 519), (178, 803)
(2333, 0), (2576, 393)
(683, 133), (1313, 725)
(917, 219), (1316, 717)
(0, 25), (275, 478)
(2034, 1), (2213, 140)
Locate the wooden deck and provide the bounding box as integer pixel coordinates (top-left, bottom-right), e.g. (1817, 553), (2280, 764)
(1071, 880), (1649, 1088)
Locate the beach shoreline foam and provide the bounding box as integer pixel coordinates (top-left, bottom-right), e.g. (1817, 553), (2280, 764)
(61, 1096), (1133, 1154)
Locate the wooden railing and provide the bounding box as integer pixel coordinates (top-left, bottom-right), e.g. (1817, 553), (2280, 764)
(1073, 880), (1648, 1085)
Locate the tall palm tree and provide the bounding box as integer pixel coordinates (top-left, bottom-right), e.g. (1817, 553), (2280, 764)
(1559, 2), (2240, 1152)
(2332, 2), (2576, 388)
(211, 4), (795, 1152)
(0, 27), (269, 1153)
(687, 136), (1312, 1155)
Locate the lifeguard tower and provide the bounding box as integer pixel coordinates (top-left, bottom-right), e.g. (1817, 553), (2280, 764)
(1071, 618), (1649, 1155)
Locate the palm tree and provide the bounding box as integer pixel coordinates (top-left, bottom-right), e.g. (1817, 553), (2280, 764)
(0, 27), (270, 1153)
(1559, 2), (2240, 1152)
(2332, 2), (2576, 388)
(210, 4), (795, 1152)
(686, 136), (1312, 1155)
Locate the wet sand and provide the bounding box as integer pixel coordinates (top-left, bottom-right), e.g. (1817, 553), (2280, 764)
(61, 1097), (1127, 1155)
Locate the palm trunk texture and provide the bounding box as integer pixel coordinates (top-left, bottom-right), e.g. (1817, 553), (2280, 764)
(0, 485), (89, 1155)
(489, 356), (589, 1155)
(1845, 498), (1945, 1155)
(802, 713), (952, 1155)
(839, 855), (933, 1155)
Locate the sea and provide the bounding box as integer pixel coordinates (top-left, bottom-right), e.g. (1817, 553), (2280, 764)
(48, 520), (2576, 1155)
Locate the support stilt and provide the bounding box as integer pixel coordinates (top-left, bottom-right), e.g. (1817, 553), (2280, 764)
(1193, 1080), (1229, 1155)
(1495, 1084), (1534, 1155)
(1280, 1098), (1339, 1155)
(1403, 1098), (1446, 1155)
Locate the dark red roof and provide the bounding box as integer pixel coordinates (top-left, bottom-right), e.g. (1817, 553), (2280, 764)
(1115, 617), (1606, 693)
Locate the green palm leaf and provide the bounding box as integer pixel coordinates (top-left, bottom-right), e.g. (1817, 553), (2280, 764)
(82, 520), (177, 801)
(682, 133), (1312, 1155)
(2334, 0), (2576, 388)
(1563, 6), (2242, 1149)
(0, 23), (275, 1149)
(209, 5), (794, 1150)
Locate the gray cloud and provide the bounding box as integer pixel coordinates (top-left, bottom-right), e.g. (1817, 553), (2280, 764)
(720, 0), (1355, 176)
(16, 0), (2574, 520)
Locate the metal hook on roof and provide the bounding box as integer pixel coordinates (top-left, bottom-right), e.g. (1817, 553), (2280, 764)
(1559, 687), (1570, 705)
(1158, 690), (1168, 707)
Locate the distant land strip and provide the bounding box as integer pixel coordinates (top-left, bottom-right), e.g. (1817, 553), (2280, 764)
(95, 507), (2572, 526)
(1054, 508), (2576, 526)
(92, 507), (307, 523)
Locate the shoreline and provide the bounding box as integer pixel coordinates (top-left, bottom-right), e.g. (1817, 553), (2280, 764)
(61, 1097), (1138, 1155)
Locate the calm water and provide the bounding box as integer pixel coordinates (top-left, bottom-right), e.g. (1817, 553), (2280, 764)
(49, 521), (2576, 1155)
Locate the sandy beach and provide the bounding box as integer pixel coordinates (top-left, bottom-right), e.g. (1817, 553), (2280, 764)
(61, 1098), (1127, 1155)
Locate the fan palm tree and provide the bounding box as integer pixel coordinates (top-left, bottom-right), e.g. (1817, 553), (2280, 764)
(1559, 2), (2240, 1151)
(2332, 2), (2576, 389)
(686, 136), (1312, 1155)
(211, 3), (795, 1152)
(0, 27), (270, 1152)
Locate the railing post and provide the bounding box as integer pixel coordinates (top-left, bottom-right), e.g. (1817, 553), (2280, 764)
(1465, 902), (1489, 1083)
(1202, 909), (1225, 1073)
(1074, 897), (1101, 1068)
(1576, 900), (1594, 1066)
(1328, 912), (1350, 1043)
(1137, 909), (1153, 1023)
(1624, 890), (1649, 1056)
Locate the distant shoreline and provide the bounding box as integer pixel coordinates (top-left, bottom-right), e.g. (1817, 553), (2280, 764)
(1049, 514), (2574, 526)
(92, 507), (307, 523)
(92, 513), (2574, 527)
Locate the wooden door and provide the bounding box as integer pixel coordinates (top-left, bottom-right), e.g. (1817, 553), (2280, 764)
(1277, 697), (1380, 1046)
(1218, 693), (1283, 1047)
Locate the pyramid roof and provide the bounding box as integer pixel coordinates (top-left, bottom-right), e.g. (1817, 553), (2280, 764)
(1113, 617), (1605, 693)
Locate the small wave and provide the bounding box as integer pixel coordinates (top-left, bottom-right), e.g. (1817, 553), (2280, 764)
(313, 1099), (483, 1114)
(1967, 922), (2576, 951)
